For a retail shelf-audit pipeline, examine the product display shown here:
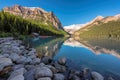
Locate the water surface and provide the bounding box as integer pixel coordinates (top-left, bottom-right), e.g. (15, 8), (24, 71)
(29, 37), (120, 80)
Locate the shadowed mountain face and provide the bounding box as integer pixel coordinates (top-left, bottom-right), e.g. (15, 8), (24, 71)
(3, 5), (63, 30)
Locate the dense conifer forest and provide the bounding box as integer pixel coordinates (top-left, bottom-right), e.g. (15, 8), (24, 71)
(0, 12), (67, 37)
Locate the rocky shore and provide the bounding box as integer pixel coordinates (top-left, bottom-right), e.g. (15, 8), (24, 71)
(0, 37), (114, 80)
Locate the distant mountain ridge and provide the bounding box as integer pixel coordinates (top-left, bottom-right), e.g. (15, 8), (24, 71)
(64, 24), (85, 34)
(65, 14), (120, 34)
(3, 5), (63, 29)
(75, 14), (120, 39)
(80, 14), (120, 28)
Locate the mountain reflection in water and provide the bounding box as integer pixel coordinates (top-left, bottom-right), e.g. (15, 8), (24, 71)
(75, 38), (120, 58)
(29, 37), (120, 79)
(28, 37), (67, 57)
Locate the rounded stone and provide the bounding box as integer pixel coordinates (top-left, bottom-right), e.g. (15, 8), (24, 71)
(35, 67), (53, 79)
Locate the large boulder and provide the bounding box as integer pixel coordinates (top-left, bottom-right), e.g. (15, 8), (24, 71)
(0, 57), (13, 71)
(91, 71), (104, 80)
(54, 73), (65, 80)
(58, 57), (67, 65)
(35, 67), (53, 79)
(7, 68), (26, 80)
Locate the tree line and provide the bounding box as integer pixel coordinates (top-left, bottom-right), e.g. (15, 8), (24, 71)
(0, 12), (67, 37)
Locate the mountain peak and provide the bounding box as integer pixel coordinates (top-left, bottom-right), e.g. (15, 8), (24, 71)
(3, 5), (63, 29)
(115, 14), (120, 18)
(94, 15), (104, 21)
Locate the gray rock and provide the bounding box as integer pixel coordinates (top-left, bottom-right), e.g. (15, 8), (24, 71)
(35, 67), (53, 79)
(25, 57), (32, 63)
(24, 69), (35, 80)
(39, 63), (45, 66)
(45, 65), (57, 74)
(38, 77), (51, 80)
(25, 65), (35, 70)
(69, 74), (80, 80)
(2, 54), (9, 58)
(91, 71), (104, 80)
(8, 75), (24, 80)
(108, 76), (114, 80)
(0, 57), (13, 71)
(13, 64), (24, 70)
(83, 68), (90, 75)
(16, 56), (26, 64)
(41, 57), (52, 64)
(58, 57), (66, 65)
(31, 58), (41, 64)
(54, 62), (66, 73)
(82, 68), (92, 80)
(54, 73), (65, 80)
(29, 55), (36, 59)
(0, 55), (4, 58)
(7, 68), (26, 80)
(28, 48), (36, 55)
(9, 53), (20, 61)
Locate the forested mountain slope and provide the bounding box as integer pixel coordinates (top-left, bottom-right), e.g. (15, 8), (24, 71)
(0, 12), (67, 37)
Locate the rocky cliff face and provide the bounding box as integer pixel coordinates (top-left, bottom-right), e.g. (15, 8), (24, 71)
(3, 5), (63, 29)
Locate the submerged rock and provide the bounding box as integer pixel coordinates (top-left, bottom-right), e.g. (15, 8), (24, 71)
(58, 57), (67, 65)
(53, 62), (66, 73)
(91, 71), (104, 80)
(69, 74), (80, 80)
(108, 76), (114, 80)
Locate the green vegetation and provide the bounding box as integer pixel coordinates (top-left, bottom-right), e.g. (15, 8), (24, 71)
(0, 12), (67, 37)
(78, 21), (120, 40)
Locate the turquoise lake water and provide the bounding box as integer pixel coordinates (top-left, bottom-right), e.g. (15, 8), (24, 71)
(28, 37), (120, 80)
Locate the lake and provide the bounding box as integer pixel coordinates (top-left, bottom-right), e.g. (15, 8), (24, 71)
(28, 37), (120, 80)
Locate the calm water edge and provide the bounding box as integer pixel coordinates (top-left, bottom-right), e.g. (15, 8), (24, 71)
(28, 37), (120, 80)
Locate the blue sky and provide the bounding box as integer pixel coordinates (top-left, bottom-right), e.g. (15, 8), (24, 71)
(0, 0), (120, 26)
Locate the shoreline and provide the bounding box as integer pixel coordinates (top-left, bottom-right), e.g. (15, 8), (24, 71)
(0, 37), (114, 80)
